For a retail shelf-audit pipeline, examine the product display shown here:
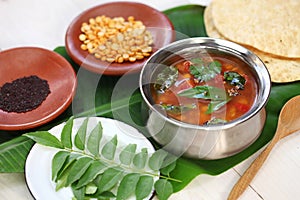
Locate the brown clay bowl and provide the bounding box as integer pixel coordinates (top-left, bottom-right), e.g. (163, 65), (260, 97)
(0, 47), (77, 131)
(65, 1), (175, 75)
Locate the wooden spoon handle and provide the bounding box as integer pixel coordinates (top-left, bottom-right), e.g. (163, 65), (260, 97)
(227, 140), (277, 200)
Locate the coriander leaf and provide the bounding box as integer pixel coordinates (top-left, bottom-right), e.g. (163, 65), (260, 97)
(136, 176), (154, 200)
(61, 117), (74, 149)
(101, 135), (118, 160)
(66, 156), (93, 186)
(154, 66), (178, 93)
(97, 167), (124, 194)
(74, 118), (89, 150)
(224, 71), (246, 89)
(24, 131), (63, 149)
(52, 151), (70, 181)
(87, 122), (103, 157)
(148, 150), (168, 171)
(119, 144), (137, 165)
(154, 179), (173, 200)
(133, 148), (148, 169)
(116, 173), (140, 200)
(75, 160), (107, 189)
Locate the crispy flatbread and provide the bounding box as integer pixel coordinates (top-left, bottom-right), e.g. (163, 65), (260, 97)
(204, 3), (300, 83)
(211, 0), (300, 58)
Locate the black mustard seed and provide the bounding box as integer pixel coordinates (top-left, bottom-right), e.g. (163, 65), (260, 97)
(0, 75), (51, 113)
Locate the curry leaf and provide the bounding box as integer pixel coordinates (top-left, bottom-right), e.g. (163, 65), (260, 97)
(154, 179), (173, 200)
(56, 154), (81, 182)
(74, 118), (89, 150)
(101, 135), (118, 160)
(24, 131), (63, 149)
(66, 156), (93, 186)
(133, 148), (148, 169)
(75, 160), (107, 189)
(136, 176), (154, 200)
(206, 99), (231, 114)
(56, 160), (76, 191)
(224, 71), (246, 89)
(52, 151), (70, 181)
(160, 153), (178, 176)
(178, 85), (227, 100)
(160, 161), (177, 176)
(189, 59), (221, 82)
(87, 122), (103, 156)
(92, 191), (116, 199)
(119, 144), (137, 165)
(85, 182), (97, 194)
(61, 117), (74, 149)
(97, 167), (124, 194)
(72, 183), (85, 200)
(116, 173), (140, 200)
(149, 149), (169, 171)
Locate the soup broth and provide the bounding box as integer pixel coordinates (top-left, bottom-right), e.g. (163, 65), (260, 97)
(151, 53), (257, 125)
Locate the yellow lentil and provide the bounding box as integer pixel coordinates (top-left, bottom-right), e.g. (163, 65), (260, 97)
(79, 15), (153, 63)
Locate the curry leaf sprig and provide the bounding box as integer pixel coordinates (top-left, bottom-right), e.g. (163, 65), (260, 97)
(24, 117), (179, 200)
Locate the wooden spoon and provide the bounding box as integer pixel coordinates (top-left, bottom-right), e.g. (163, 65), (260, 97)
(228, 95), (300, 200)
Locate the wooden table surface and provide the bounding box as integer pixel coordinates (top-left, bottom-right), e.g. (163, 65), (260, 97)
(1, 0), (300, 200)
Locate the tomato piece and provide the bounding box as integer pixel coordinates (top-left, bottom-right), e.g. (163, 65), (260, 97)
(234, 102), (250, 113)
(176, 61), (191, 74)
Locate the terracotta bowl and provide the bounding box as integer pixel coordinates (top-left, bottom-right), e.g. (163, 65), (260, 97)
(0, 47), (77, 131)
(65, 1), (175, 75)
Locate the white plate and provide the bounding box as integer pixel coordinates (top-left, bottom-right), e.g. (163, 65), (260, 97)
(25, 117), (156, 200)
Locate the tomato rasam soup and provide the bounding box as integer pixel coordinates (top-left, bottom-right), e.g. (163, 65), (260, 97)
(150, 52), (257, 125)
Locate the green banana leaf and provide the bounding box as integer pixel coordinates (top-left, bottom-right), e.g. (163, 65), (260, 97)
(1, 4), (300, 194)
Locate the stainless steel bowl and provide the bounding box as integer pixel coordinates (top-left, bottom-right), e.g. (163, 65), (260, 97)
(139, 37), (271, 160)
